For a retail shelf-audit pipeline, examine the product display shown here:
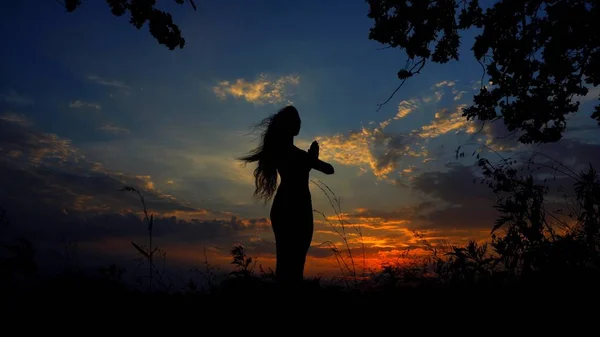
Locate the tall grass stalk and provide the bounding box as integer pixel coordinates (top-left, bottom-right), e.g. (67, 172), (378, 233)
(311, 179), (366, 287)
(120, 186), (156, 291)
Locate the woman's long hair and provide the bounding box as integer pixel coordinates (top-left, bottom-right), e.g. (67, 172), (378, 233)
(239, 106), (298, 202)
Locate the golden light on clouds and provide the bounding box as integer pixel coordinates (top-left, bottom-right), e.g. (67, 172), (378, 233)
(315, 126), (398, 180)
(135, 175), (155, 190)
(27, 133), (85, 166)
(379, 99), (419, 129)
(310, 81), (486, 181)
(0, 73), (511, 281)
(213, 73), (300, 105)
(419, 104), (474, 138)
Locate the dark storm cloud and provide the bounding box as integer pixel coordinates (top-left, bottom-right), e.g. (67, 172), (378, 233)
(410, 163), (499, 230)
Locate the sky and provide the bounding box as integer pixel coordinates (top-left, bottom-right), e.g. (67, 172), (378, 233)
(1, 0), (599, 283)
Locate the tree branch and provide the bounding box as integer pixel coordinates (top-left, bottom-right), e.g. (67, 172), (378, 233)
(376, 58), (426, 111)
(376, 78), (408, 112)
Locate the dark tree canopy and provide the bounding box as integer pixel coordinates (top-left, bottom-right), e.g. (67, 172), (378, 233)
(367, 0), (600, 144)
(61, 0), (197, 50)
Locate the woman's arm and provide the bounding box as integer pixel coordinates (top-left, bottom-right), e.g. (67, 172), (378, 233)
(307, 141), (335, 175)
(312, 158), (335, 175)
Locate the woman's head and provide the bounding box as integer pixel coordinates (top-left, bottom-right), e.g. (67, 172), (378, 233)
(272, 105), (301, 137)
(238, 105), (301, 202)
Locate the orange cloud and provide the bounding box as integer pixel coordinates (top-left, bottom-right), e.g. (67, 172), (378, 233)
(315, 126), (425, 181)
(316, 127), (395, 179)
(27, 133), (85, 166)
(379, 99), (420, 129)
(419, 104), (475, 138)
(213, 73), (300, 105)
(311, 81), (487, 181)
(135, 175), (155, 190)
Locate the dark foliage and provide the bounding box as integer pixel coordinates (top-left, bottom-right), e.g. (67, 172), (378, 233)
(62, 0), (197, 50)
(367, 0), (600, 144)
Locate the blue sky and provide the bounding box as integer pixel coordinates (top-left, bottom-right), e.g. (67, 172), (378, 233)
(1, 0), (599, 278)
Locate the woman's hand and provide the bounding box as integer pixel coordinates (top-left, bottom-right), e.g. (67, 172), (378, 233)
(308, 140), (334, 175)
(308, 140), (319, 158)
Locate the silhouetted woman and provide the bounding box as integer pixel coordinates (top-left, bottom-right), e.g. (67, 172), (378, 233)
(239, 105), (334, 288)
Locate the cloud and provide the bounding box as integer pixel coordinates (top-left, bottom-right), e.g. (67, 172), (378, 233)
(0, 117), (279, 277)
(453, 89), (468, 101)
(395, 100), (419, 119)
(0, 89), (34, 106)
(379, 99), (419, 129)
(316, 89), (479, 180)
(73, 132), (269, 219)
(87, 75), (132, 95)
(434, 80), (456, 88)
(1, 115), (471, 279)
(213, 73), (300, 105)
(0, 107), (543, 279)
(412, 164), (487, 205)
(314, 77), (566, 185)
(429, 80), (457, 102)
(418, 104), (476, 138)
(533, 138), (600, 175)
(309, 202), (492, 265)
(410, 163), (499, 230)
(0, 112), (31, 126)
(0, 117), (85, 169)
(476, 120), (522, 152)
(99, 124), (130, 135)
(69, 100), (101, 110)
(316, 126), (425, 181)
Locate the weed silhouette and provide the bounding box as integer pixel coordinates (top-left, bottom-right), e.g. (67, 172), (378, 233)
(120, 186), (172, 291)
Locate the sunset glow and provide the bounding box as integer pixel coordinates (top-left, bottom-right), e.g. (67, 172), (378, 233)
(1, 0), (599, 281)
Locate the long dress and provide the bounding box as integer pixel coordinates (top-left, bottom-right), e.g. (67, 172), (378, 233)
(270, 145), (314, 286)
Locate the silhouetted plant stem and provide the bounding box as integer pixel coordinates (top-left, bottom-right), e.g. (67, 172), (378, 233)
(120, 186), (155, 291)
(312, 179), (367, 286)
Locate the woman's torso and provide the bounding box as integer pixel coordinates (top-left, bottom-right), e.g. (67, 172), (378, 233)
(272, 146), (312, 208)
